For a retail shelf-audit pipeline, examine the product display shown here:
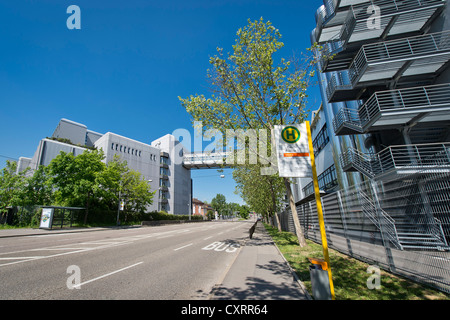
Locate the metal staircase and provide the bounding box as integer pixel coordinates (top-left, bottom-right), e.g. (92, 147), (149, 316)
(359, 190), (403, 250)
(359, 190), (449, 251)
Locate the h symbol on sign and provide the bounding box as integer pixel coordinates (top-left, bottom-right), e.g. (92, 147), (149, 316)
(285, 129), (296, 140)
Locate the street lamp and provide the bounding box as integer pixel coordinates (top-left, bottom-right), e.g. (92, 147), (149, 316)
(117, 189), (123, 226)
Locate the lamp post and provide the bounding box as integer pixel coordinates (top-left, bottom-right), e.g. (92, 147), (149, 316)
(116, 189), (123, 226)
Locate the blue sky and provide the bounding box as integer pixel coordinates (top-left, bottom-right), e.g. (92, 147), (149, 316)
(0, 0), (323, 205)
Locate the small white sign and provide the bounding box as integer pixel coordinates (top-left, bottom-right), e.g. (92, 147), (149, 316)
(40, 208), (54, 229)
(274, 124), (312, 178)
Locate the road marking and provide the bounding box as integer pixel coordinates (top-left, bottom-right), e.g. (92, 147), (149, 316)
(157, 234), (174, 239)
(0, 241), (130, 267)
(174, 243), (193, 251)
(202, 241), (240, 253)
(203, 236), (213, 241)
(73, 262), (143, 288)
(0, 257), (40, 260)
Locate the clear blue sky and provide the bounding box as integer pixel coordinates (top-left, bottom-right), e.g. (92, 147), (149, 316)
(0, 0), (323, 205)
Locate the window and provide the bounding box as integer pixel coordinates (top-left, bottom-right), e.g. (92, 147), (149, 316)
(312, 124), (330, 156)
(120, 145), (122, 152)
(302, 164), (338, 196)
(111, 143), (114, 150)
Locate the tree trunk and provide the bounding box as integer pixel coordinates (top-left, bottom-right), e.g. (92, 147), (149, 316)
(273, 211), (282, 232)
(269, 181), (282, 232)
(283, 177), (307, 247)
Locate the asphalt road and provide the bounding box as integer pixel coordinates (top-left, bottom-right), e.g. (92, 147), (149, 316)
(0, 221), (253, 300)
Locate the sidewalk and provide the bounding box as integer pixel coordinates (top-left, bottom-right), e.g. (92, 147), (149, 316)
(209, 222), (311, 300)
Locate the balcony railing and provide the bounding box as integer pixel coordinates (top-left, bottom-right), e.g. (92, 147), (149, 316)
(318, 0), (446, 73)
(326, 30), (450, 102)
(315, 0), (444, 45)
(341, 142), (450, 178)
(333, 83), (450, 135)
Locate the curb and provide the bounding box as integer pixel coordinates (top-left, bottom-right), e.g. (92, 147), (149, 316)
(0, 225), (142, 239)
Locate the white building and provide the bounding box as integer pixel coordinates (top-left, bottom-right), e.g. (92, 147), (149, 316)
(18, 118), (192, 215)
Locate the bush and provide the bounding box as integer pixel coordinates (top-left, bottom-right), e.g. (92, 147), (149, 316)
(140, 211), (203, 221)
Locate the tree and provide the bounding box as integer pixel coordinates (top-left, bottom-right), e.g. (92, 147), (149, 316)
(238, 204), (250, 220)
(211, 193), (227, 217)
(180, 18), (320, 246)
(120, 169), (155, 222)
(95, 154), (128, 211)
(0, 160), (27, 215)
(233, 164), (284, 230)
(47, 149), (106, 224)
(20, 165), (53, 206)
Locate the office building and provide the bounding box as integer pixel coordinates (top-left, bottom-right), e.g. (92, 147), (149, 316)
(17, 118), (192, 215)
(282, 0), (450, 293)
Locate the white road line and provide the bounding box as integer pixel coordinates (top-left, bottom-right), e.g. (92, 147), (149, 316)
(0, 257), (40, 260)
(174, 243), (193, 251)
(157, 234), (174, 239)
(74, 262), (143, 288)
(203, 236), (213, 241)
(0, 241), (130, 267)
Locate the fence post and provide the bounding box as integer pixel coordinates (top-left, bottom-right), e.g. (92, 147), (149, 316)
(370, 180), (396, 273)
(337, 191), (353, 256)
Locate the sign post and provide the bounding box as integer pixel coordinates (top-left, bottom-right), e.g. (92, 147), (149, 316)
(306, 121), (335, 300)
(274, 122), (335, 300)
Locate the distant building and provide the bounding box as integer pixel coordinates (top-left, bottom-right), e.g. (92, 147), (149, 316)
(17, 118), (192, 215)
(192, 198), (213, 219)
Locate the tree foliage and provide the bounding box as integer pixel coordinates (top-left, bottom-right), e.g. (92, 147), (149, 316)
(0, 161), (27, 211)
(211, 193), (227, 215)
(180, 18), (318, 132)
(233, 164), (284, 229)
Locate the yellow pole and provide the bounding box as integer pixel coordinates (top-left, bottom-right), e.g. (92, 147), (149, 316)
(306, 121), (336, 300)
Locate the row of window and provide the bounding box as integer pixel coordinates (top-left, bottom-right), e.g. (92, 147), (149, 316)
(111, 142), (157, 161)
(312, 123), (330, 156)
(111, 142), (142, 157)
(302, 164), (338, 197)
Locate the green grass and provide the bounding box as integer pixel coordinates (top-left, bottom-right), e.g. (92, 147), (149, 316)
(264, 223), (450, 300)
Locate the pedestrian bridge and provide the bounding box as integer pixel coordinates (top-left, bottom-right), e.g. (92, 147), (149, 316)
(183, 152), (231, 169)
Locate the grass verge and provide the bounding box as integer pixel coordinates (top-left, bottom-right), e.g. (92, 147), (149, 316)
(264, 223), (450, 300)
